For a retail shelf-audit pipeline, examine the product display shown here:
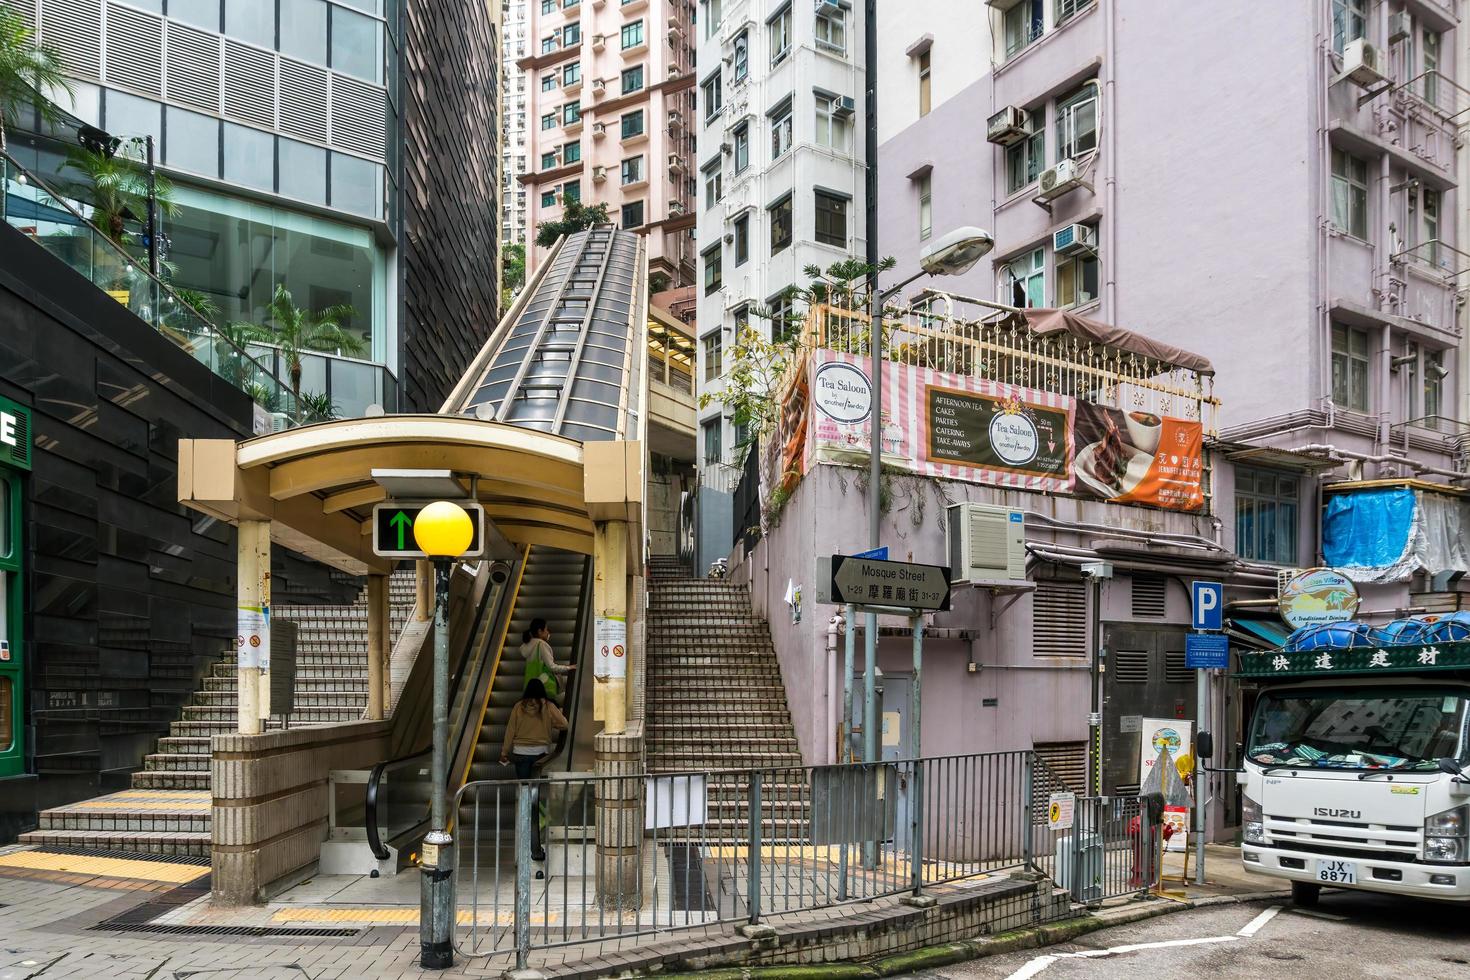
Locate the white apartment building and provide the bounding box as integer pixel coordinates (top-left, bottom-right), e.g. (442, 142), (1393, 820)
(503, 0), (530, 247)
(693, 0), (866, 571)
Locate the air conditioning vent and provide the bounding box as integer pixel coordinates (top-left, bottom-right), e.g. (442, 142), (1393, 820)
(270, 412), (292, 433)
(278, 58), (329, 144)
(39, 0), (102, 79)
(1163, 648), (1192, 684)
(1131, 573), (1166, 618)
(1032, 579), (1087, 657)
(1342, 38), (1384, 86)
(946, 502), (1025, 584)
(330, 73), (388, 157)
(831, 95), (855, 117)
(1388, 11), (1411, 44)
(1053, 222), (1096, 255)
(164, 21), (221, 113)
(815, 0), (842, 14)
(592, 165), (607, 181)
(105, 2), (162, 95)
(986, 105), (1027, 146)
(1113, 648), (1149, 684)
(1037, 158), (1083, 201)
(1032, 740), (1088, 814)
(223, 39), (276, 129)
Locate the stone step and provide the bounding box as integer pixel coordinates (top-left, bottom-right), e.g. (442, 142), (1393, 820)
(647, 716), (793, 729)
(37, 807), (209, 834)
(142, 753), (210, 773)
(181, 706), (362, 723)
(169, 721), (236, 738)
(156, 736), (210, 755)
(18, 828), (212, 857)
(192, 690), (366, 708)
(201, 676), (369, 693)
(130, 770), (210, 790)
(647, 733), (799, 747)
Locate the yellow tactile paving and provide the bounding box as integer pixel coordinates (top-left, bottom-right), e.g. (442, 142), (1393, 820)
(0, 850), (208, 884)
(270, 907), (560, 926)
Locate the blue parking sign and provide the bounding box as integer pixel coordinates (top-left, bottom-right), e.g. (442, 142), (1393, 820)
(1185, 633), (1229, 670)
(1191, 581), (1223, 632)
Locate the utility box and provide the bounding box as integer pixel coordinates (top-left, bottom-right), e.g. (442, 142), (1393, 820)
(1056, 831), (1103, 902)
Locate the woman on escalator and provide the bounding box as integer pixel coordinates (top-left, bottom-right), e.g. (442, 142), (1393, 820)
(499, 679), (567, 863)
(520, 617), (574, 703)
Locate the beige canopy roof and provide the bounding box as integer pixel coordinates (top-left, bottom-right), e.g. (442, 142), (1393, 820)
(1019, 308), (1215, 375)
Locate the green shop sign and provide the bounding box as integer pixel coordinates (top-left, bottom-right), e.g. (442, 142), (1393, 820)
(0, 397), (30, 472)
(1239, 641), (1470, 678)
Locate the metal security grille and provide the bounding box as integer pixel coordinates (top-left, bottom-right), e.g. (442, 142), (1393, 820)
(163, 21), (221, 113)
(459, 227), (644, 443)
(1130, 573), (1165, 618)
(1112, 648), (1149, 683)
(1032, 579), (1087, 657)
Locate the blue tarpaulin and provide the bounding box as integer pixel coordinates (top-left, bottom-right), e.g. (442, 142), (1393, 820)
(1322, 487), (1469, 583)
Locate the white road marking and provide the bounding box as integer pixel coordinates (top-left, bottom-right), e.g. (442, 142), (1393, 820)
(1002, 936), (1240, 979)
(1004, 955), (1058, 980)
(1237, 905), (1283, 937)
(1288, 907), (1349, 921)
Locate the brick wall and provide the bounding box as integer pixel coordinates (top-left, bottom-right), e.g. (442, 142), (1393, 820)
(398, 0), (503, 412)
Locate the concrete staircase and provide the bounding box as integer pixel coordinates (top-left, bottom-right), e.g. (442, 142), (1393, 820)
(645, 559), (805, 839)
(20, 573), (416, 856)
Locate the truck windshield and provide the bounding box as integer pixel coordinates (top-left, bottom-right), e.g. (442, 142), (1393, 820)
(1247, 687), (1469, 772)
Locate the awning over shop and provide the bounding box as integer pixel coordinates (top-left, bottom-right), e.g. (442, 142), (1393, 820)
(1226, 615), (1290, 650)
(1322, 482), (1470, 584)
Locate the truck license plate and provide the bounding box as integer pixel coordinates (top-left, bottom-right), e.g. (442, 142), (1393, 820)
(1315, 859), (1357, 885)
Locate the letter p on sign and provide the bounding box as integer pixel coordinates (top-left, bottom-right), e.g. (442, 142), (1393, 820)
(1191, 581), (1223, 632)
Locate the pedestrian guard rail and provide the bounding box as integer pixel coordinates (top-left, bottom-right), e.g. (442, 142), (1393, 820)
(450, 750), (1158, 967)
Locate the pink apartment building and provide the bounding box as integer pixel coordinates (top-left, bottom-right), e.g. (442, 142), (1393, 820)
(520, 0), (699, 290)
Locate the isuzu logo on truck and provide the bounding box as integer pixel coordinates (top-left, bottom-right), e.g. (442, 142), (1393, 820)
(1314, 807), (1361, 819)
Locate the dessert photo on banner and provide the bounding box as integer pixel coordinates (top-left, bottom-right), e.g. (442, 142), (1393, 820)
(1072, 401), (1205, 511)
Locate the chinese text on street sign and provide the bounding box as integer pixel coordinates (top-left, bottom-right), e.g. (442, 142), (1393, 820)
(819, 555), (952, 612)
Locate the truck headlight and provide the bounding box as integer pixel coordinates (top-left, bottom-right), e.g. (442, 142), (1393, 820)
(1427, 805), (1468, 838)
(1426, 837), (1464, 863)
(1242, 794), (1264, 845)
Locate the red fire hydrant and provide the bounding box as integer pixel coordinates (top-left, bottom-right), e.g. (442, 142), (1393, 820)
(1129, 814), (1174, 886)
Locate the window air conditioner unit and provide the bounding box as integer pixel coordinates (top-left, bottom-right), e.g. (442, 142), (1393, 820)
(668, 109), (684, 126)
(592, 78), (606, 94)
(592, 34), (606, 50)
(1052, 222), (1096, 255)
(1037, 157), (1083, 201)
(592, 165), (608, 181)
(947, 502), (1026, 584)
(592, 121), (608, 137)
(670, 200), (686, 215)
(270, 412), (292, 433)
(1388, 12), (1411, 44)
(720, 140), (732, 154)
(723, 232), (734, 243)
(815, 0), (842, 15)
(668, 153), (685, 172)
(1342, 38), (1384, 86)
(986, 105), (1028, 146)
(667, 25), (683, 43)
(831, 95), (856, 117)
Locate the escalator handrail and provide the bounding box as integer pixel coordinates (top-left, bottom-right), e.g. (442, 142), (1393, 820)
(534, 554), (594, 774)
(364, 558), (510, 861)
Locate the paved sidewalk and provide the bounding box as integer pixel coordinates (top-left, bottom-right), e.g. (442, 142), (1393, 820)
(0, 843), (1280, 979)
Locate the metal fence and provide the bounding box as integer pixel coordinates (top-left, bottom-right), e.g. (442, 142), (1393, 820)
(451, 751), (1149, 966)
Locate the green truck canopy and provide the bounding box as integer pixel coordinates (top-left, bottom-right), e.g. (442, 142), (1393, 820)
(1238, 641), (1470, 679)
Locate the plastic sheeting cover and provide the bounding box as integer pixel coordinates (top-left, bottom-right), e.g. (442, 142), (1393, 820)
(1322, 488), (1470, 584)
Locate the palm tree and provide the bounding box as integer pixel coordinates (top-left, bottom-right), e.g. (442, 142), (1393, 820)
(232, 284), (364, 421)
(61, 141), (174, 248)
(0, 8), (72, 155)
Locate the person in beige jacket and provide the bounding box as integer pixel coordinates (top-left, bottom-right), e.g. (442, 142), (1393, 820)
(499, 679), (566, 862)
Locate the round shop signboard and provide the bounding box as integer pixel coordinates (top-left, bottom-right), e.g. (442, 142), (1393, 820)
(813, 361), (872, 424)
(1279, 567), (1361, 629)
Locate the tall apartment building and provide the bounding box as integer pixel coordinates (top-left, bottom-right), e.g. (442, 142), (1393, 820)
(692, 0), (866, 572)
(4, 0), (501, 414)
(503, 0), (530, 247)
(519, 0), (697, 283)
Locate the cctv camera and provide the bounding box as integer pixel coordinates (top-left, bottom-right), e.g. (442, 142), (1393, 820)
(489, 561), (512, 585)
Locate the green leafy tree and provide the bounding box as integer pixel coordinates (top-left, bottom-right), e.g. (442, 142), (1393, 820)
(61, 141), (175, 247)
(232, 284), (364, 420)
(296, 391), (339, 424)
(0, 8), (71, 155)
(501, 242), (525, 308)
(534, 195), (611, 248)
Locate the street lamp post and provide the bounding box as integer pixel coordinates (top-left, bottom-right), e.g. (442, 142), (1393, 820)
(413, 500), (475, 970)
(860, 227), (996, 770)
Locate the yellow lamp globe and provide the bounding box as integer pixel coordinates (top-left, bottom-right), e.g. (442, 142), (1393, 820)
(413, 501), (474, 557)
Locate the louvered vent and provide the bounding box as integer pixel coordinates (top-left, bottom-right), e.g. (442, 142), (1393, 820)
(222, 39), (275, 129)
(105, 2), (162, 95)
(6, 410), (30, 468)
(6, 1), (37, 33)
(1112, 648), (1148, 683)
(1033, 741), (1088, 816)
(278, 58), (329, 143)
(1164, 648), (1191, 684)
(1131, 573), (1166, 618)
(330, 74), (388, 156)
(1032, 579), (1087, 657)
(39, 0), (101, 79)
(163, 21), (220, 113)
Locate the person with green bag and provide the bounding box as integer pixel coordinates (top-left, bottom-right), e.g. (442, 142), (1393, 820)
(520, 617), (574, 701)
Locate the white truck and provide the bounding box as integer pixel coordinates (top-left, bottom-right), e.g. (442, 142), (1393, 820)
(1238, 641), (1470, 906)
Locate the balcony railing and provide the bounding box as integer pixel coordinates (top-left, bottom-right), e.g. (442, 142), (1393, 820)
(796, 297), (1219, 433)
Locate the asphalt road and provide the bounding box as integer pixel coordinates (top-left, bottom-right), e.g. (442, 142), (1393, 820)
(909, 890), (1470, 979)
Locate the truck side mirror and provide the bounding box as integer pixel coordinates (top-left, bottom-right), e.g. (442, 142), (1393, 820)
(1196, 731), (1213, 759)
(1437, 758), (1465, 777)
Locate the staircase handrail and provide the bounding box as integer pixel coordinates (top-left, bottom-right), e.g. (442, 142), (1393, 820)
(534, 555), (594, 773)
(1, 148), (291, 412)
(364, 747), (431, 861)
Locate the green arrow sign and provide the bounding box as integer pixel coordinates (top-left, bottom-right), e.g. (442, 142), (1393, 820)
(372, 502), (485, 558)
(388, 510), (413, 550)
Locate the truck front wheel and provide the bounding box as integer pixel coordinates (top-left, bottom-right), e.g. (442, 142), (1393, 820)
(1291, 882), (1321, 907)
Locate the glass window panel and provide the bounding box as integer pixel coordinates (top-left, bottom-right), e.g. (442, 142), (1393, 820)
(329, 358), (377, 417)
(104, 89), (162, 145)
(279, 138), (327, 204)
(280, 0), (329, 64)
(225, 0), (274, 47)
(332, 6), (382, 83)
(223, 122), (273, 190)
(330, 153), (379, 216)
(165, 106), (219, 177)
(169, 0), (221, 32)
(335, 0), (381, 11)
